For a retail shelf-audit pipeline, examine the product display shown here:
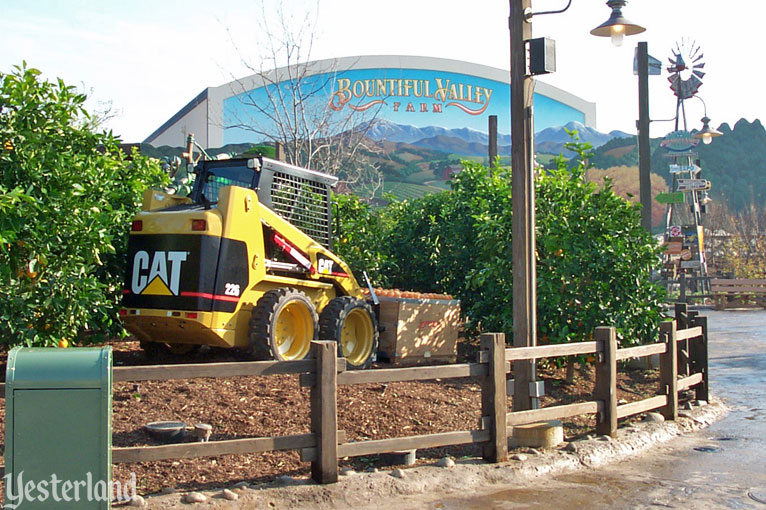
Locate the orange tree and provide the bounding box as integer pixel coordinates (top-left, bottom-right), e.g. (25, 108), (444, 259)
(0, 64), (167, 347)
(336, 141), (666, 347)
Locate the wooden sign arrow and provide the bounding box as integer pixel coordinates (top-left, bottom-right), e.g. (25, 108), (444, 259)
(655, 192), (685, 204)
(677, 178), (710, 191)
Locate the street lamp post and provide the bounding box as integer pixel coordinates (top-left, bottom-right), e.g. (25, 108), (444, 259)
(509, 0), (645, 411)
(509, 0), (536, 412)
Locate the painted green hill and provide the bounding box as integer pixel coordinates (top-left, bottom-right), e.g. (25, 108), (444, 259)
(586, 118), (765, 213)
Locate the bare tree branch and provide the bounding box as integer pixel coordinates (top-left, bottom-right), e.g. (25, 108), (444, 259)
(221, 1), (383, 197)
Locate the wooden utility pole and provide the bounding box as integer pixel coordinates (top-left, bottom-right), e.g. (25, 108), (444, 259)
(488, 115), (498, 167)
(637, 42), (652, 232)
(510, 0), (537, 411)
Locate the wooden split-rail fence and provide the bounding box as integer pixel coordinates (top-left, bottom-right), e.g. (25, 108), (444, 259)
(0, 304), (708, 485)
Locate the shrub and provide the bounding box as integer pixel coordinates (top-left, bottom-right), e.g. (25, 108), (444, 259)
(337, 141), (666, 346)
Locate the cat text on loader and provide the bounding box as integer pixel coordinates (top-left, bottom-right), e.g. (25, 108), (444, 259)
(120, 156), (379, 368)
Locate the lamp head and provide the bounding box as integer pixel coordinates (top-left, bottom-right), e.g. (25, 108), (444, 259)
(590, 0), (646, 47)
(693, 116), (723, 145)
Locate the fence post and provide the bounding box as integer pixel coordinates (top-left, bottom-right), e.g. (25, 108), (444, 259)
(594, 327), (617, 437)
(679, 273), (687, 303)
(674, 302), (690, 376)
(481, 333), (508, 462)
(691, 315), (710, 402)
(310, 341), (339, 484)
(659, 321), (678, 421)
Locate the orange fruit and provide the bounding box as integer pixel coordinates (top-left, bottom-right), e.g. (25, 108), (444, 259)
(58, 338), (69, 348)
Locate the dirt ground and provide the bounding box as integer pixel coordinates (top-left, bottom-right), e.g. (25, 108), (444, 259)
(0, 337), (669, 498)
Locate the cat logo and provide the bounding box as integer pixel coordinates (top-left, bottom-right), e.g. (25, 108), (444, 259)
(131, 250), (188, 296)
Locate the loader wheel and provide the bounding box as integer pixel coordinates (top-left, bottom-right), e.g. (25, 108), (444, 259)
(165, 343), (200, 355)
(249, 288), (318, 361)
(319, 297), (378, 369)
(140, 341), (200, 357)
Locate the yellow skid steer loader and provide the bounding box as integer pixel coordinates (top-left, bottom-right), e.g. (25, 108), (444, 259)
(120, 155), (379, 368)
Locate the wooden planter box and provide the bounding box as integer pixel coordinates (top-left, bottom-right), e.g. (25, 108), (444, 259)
(376, 296), (460, 365)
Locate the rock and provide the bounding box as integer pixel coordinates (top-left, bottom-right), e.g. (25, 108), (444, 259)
(645, 412), (666, 422)
(696, 400), (709, 407)
(685, 401), (695, 410)
(617, 398), (628, 405)
(160, 487), (175, 494)
(435, 457), (455, 468)
(193, 423), (213, 442)
(221, 489), (239, 501)
(511, 453), (528, 461)
(366, 467), (379, 473)
(231, 481), (250, 490)
(598, 435), (613, 442)
(391, 468), (406, 479)
(340, 467), (357, 476)
(129, 495), (147, 507)
(512, 420), (564, 448)
(275, 475), (294, 485)
(524, 448), (540, 455)
(565, 442), (578, 452)
(379, 449), (417, 466)
(184, 492), (207, 504)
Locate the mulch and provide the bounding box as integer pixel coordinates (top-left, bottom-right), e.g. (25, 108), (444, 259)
(0, 338), (667, 496)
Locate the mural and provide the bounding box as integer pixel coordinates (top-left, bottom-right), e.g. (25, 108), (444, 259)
(222, 67), (586, 146)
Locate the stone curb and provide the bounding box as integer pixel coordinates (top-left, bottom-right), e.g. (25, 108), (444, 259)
(141, 397), (728, 509)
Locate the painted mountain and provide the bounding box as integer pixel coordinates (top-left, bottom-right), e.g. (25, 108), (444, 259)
(364, 119), (633, 155)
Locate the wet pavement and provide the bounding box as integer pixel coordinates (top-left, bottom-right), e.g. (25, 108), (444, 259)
(435, 309), (766, 510)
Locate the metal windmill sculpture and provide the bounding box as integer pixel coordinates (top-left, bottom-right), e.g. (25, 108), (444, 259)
(667, 39), (706, 129)
(661, 38), (712, 299)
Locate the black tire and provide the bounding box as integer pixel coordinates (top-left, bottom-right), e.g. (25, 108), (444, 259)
(139, 341), (164, 358)
(248, 288), (318, 361)
(165, 343), (201, 355)
(140, 341), (200, 358)
(319, 296), (379, 369)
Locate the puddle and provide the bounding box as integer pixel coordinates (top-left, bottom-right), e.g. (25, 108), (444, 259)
(749, 490), (766, 505)
(693, 446), (721, 453)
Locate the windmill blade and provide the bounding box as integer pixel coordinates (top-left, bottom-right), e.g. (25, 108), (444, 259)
(693, 69), (706, 79)
(687, 75), (703, 93)
(690, 43), (701, 59)
(694, 62), (706, 70)
(693, 53), (704, 63)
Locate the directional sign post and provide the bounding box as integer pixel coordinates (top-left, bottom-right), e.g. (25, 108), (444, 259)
(677, 178), (711, 192)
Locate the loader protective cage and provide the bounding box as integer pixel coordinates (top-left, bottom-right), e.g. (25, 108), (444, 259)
(190, 157), (339, 249)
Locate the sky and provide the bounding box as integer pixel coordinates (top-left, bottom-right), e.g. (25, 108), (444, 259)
(0, 0), (749, 143)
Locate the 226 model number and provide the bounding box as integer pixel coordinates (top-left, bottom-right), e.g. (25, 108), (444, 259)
(224, 283), (241, 297)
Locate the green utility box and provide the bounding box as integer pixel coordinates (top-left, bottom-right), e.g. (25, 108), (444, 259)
(5, 347), (112, 509)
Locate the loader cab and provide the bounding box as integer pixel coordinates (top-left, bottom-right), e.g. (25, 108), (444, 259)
(190, 157), (262, 205)
(190, 156), (339, 250)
